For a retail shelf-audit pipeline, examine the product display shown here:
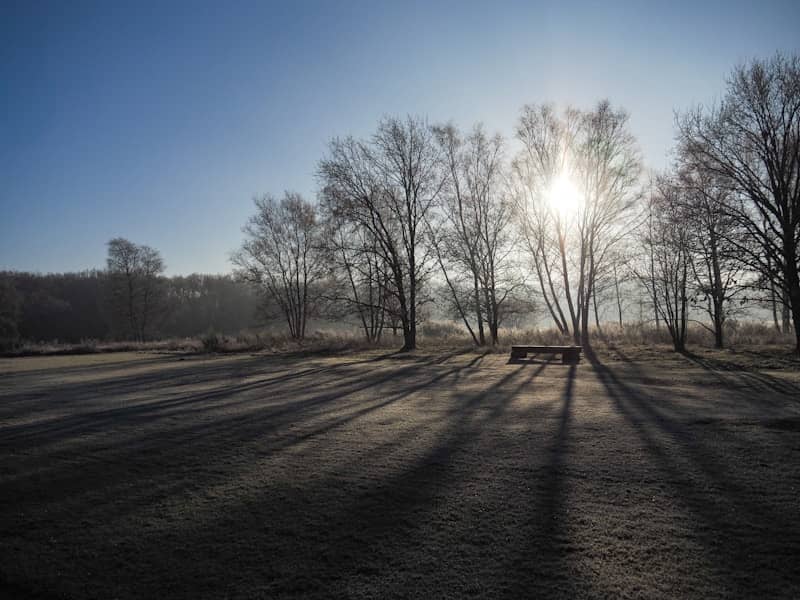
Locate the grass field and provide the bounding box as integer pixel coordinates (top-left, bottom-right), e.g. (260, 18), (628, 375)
(1, 346), (799, 599)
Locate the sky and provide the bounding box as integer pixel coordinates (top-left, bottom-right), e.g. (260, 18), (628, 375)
(2, 1), (799, 275)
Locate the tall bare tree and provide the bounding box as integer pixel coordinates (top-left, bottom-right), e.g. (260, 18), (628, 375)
(636, 177), (691, 352)
(319, 116), (445, 351)
(320, 211), (390, 343)
(574, 101), (643, 345)
(233, 192), (324, 340)
(513, 104), (576, 337)
(676, 164), (746, 348)
(514, 101), (641, 346)
(432, 123), (518, 345)
(678, 52), (800, 352)
(106, 238), (165, 341)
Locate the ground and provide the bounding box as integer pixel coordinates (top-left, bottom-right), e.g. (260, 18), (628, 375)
(1, 346), (799, 599)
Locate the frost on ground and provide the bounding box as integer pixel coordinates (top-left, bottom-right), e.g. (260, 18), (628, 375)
(1, 348), (799, 599)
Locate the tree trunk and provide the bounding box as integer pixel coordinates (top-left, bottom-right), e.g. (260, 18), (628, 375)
(408, 277), (417, 351)
(781, 232), (800, 353)
(679, 259), (689, 351)
(713, 304), (724, 349)
(489, 287), (500, 346)
(558, 231), (579, 344)
(593, 290), (601, 332)
(580, 254), (595, 349)
(613, 264), (623, 329)
(782, 300), (791, 335)
(766, 251), (781, 332)
(473, 273), (486, 345)
(786, 271), (800, 355)
(533, 254), (566, 334)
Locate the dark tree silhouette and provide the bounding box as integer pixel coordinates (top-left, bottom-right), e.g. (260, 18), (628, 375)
(319, 116), (446, 351)
(678, 53), (800, 353)
(233, 192), (324, 340)
(106, 238), (165, 341)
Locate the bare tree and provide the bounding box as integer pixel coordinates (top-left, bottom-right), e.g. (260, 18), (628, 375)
(590, 247), (632, 331)
(320, 211), (390, 342)
(574, 101), (643, 346)
(678, 52), (800, 352)
(636, 177), (691, 352)
(676, 164), (746, 348)
(432, 123), (519, 345)
(319, 116), (445, 351)
(233, 192), (324, 340)
(514, 101), (642, 347)
(513, 104), (576, 337)
(106, 238), (165, 341)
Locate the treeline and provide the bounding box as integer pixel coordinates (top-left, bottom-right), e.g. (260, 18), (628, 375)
(2, 53), (797, 354)
(642, 53), (800, 351)
(234, 53), (799, 353)
(0, 269), (260, 347)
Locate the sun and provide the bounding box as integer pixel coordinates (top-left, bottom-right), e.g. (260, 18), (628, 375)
(546, 172), (582, 218)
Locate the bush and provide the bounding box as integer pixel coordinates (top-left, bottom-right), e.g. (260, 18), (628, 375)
(201, 331), (222, 353)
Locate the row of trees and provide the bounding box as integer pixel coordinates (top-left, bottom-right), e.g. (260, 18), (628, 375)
(235, 118), (535, 351)
(234, 103), (647, 351)
(3, 54), (795, 354)
(642, 53), (799, 352)
(235, 53), (798, 354)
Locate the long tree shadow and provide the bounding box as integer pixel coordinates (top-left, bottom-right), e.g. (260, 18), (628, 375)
(274, 359), (584, 597)
(604, 342), (800, 415)
(0, 350), (406, 409)
(1, 352), (487, 528)
(585, 347), (800, 597)
(506, 363), (578, 597)
(83, 359), (566, 598)
(2, 352), (500, 598)
(0, 354), (179, 380)
(1, 350), (474, 448)
(680, 349), (800, 397)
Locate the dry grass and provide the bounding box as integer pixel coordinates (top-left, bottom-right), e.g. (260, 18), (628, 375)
(3, 320), (796, 359)
(1, 346), (799, 598)
(3, 330), (401, 358)
(6, 338), (203, 356)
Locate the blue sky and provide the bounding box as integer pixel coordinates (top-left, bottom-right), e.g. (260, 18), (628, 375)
(2, 1), (798, 275)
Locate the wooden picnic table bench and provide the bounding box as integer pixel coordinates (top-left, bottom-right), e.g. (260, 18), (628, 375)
(510, 345), (581, 364)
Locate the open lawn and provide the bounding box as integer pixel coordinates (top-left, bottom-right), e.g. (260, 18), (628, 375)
(1, 347), (799, 599)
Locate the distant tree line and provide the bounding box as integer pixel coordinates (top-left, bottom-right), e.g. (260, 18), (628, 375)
(0, 253), (261, 349)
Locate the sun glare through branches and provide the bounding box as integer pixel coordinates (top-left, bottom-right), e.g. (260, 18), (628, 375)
(546, 171), (582, 219)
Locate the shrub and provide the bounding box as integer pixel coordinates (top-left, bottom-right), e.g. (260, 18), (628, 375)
(420, 320), (466, 341)
(201, 331), (222, 353)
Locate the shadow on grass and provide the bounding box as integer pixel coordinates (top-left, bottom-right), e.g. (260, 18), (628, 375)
(679, 349), (800, 396)
(1, 351), (585, 598)
(1, 351), (487, 511)
(585, 346), (800, 596)
(143, 357), (581, 597)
